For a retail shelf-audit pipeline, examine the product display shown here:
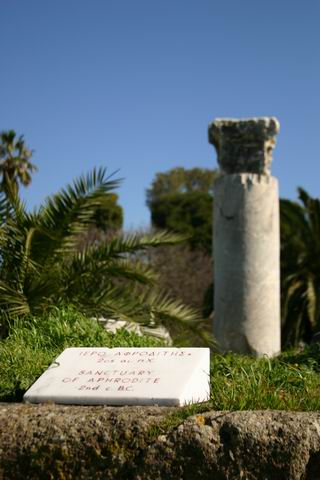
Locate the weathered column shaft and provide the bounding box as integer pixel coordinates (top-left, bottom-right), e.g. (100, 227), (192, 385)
(214, 174), (280, 356)
(209, 118), (281, 357)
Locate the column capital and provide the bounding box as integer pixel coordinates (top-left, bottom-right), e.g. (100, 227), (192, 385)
(208, 117), (280, 175)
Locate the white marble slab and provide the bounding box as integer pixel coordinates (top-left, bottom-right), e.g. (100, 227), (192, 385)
(23, 347), (210, 406)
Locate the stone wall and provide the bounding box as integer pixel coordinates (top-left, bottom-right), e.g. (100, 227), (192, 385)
(1, 403), (320, 479)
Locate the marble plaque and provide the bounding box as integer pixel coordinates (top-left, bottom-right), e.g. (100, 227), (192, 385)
(23, 347), (210, 406)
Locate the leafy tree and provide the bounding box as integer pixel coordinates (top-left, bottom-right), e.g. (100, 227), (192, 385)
(146, 167), (216, 207)
(0, 167), (202, 339)
(93, 193), (123, 232)
(150, 191), (213, 252)
(0, 130), (37, 202)
(76, 192), (123, 250)
(281, 188), (320, 347)
(147, 167), (217, 252)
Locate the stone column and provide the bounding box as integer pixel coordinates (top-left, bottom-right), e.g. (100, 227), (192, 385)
(208, 118), (281, 357)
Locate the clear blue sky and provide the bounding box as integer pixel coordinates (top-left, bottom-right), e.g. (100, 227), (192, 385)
(1, 0), (319, 230)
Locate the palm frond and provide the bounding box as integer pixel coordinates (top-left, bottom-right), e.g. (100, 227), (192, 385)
(104, 260), (157, 283)
(70, 283), (144, 323)
(299, 188), (320, 242)
(0, 165), (203, 344)
(141, 289), (200, 323)
(280, 199), (309, 239)
(86, 230), (188, 261)
(0, 192), (12, 224)
(27, 168), (122, 261)
(39, 167), (121, 229)
(138, 289), (214, 345)
(62, 253), (157, 301)
(0, 280), (30, 316)
(281, 189), (320, 346)
(306, 275), (317, 329)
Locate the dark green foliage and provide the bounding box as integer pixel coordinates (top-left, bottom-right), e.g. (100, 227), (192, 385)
(202, 282), (214, 318)
(150, 191), (213, 252)
(92, 193), (123, 233)
(280, 188), (320, 347)
(147, 167), (216, 252)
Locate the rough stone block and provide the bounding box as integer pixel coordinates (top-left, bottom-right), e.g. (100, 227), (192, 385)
(208, 117), (280, 175)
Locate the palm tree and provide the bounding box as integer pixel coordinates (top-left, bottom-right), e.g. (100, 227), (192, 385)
(0, 167), (202, 340)
(281, 188), (320, 347)
(0, 130), (37, 202)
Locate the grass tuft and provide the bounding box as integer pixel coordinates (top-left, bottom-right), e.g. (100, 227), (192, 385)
(208, 349), (320, 411)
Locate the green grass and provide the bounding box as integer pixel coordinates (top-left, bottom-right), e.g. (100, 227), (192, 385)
(208, 350), (320, 411)
(0, 306), (163, 401)
(1, 306), (320, 410)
